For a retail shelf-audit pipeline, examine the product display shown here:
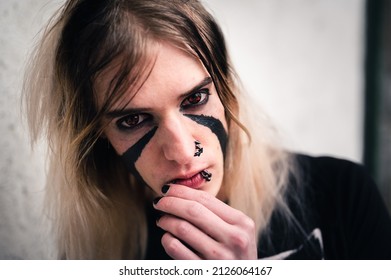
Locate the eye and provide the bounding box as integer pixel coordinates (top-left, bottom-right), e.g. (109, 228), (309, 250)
(181, 89), (210, 109)
(116, 113), (150, 130)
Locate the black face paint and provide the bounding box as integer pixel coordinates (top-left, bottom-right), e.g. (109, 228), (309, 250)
(184, 114), (228, 157)
(121, 126), (158, 183)
(120, 114), (227, 185)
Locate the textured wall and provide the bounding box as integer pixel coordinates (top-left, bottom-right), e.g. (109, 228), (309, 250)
(0, 0), (59, 259)
(0, 0), (364, 259)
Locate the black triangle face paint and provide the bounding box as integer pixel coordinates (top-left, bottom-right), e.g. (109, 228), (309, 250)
(121, 126), (157, 184)
(184, 114), (228, 157)
(120, 114), (227, 185)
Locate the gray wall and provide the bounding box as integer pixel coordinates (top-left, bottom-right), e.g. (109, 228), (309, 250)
(205, 0), (364, 162)
(0, 0), (59, 259)
(0, 0), (364, 259)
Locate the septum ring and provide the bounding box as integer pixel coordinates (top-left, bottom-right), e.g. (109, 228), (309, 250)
(194, 140), (203, 157)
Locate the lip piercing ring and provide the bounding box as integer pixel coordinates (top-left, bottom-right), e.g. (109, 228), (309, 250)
(194, 140), (203, 157)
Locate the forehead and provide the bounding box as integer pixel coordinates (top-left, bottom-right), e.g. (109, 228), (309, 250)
(94, 41), (209, 110)
(133, 42), (209, 107)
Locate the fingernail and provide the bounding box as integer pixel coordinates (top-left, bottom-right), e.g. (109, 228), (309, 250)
(153, 197), (162, 205)
(162, 185), (170, 194)
(156, 215), (161, 224)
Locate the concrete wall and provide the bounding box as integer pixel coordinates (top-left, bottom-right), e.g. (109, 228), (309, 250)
(0, 0), (60, 259)
(0, 0), (364, 259)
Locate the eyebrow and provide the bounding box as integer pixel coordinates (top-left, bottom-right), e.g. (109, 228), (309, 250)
(105, 76), (213, 119)
(178, 76), (213, 99)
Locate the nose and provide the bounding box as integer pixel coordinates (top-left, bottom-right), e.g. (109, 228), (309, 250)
(156, 113), (196, 165)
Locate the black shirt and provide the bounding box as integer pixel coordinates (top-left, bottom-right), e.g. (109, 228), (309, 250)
(145, 155), (391, 259)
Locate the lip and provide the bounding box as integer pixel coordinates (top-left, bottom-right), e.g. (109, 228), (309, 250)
(167, 170), (208, 189)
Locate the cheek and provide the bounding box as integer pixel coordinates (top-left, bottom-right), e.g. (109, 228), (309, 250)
(184, 114), (228, 157)
(133, 150), (160, 190)
(121, 128), (157, 165)
(117, 127), (158, 184)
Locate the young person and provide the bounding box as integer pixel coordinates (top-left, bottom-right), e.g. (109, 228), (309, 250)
(23, 0), (391, 259)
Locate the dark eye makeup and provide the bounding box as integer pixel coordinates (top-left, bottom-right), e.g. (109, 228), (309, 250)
(180, 88), (210, 110)
(115, 88), (211, 131)
(116, 113), (151, 130)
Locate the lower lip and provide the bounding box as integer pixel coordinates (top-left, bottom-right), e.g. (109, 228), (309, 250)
(173, 172), (205, 189)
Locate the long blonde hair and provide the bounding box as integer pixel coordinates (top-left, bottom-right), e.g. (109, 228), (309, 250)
(23, 0), (298, 259)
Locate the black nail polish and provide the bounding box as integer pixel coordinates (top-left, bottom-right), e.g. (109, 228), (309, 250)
(162, 185), (170, 194)
(153, 197), (162, 205)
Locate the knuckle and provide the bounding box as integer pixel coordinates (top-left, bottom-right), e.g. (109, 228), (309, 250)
(229, 230), (251, 251)
(243, 217), (256, 232)
(235, 212), (255, 231)
(208, 248), (224, 259)
(186, 200), (204, 217)
(208, 246), (234, 260)
(162, 233), (180, 255)
(176, 220), (191, 236)
(198, 191), (212, 205)
(228, 216), (255, 252)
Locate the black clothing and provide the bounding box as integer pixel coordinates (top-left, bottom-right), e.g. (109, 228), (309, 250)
(145, 155), (391, 259)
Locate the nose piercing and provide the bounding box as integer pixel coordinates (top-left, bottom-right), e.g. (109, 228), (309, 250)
(194, 140), (203, 157)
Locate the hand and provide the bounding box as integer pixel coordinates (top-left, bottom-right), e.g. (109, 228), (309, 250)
(153, 184), (257, 259)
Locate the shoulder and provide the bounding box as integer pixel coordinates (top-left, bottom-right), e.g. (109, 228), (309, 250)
(260, 153), (391, 259)
(292, 153), (381, 225)
(291, 153), (391, 259)
(293, 153), (375, 200)
(294, 153), (368, 181)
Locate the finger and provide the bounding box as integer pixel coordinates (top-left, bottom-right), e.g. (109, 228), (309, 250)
(154, 196), (231, 242)
(158, 214), (232, 259)
(160, 232), (202, 260)
(160, 184), (250, 225)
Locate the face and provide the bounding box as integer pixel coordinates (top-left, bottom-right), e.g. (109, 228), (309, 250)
(96, 42), (228, 199)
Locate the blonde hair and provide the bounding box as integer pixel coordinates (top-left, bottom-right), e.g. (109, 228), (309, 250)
(23, 0), (299, 259)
